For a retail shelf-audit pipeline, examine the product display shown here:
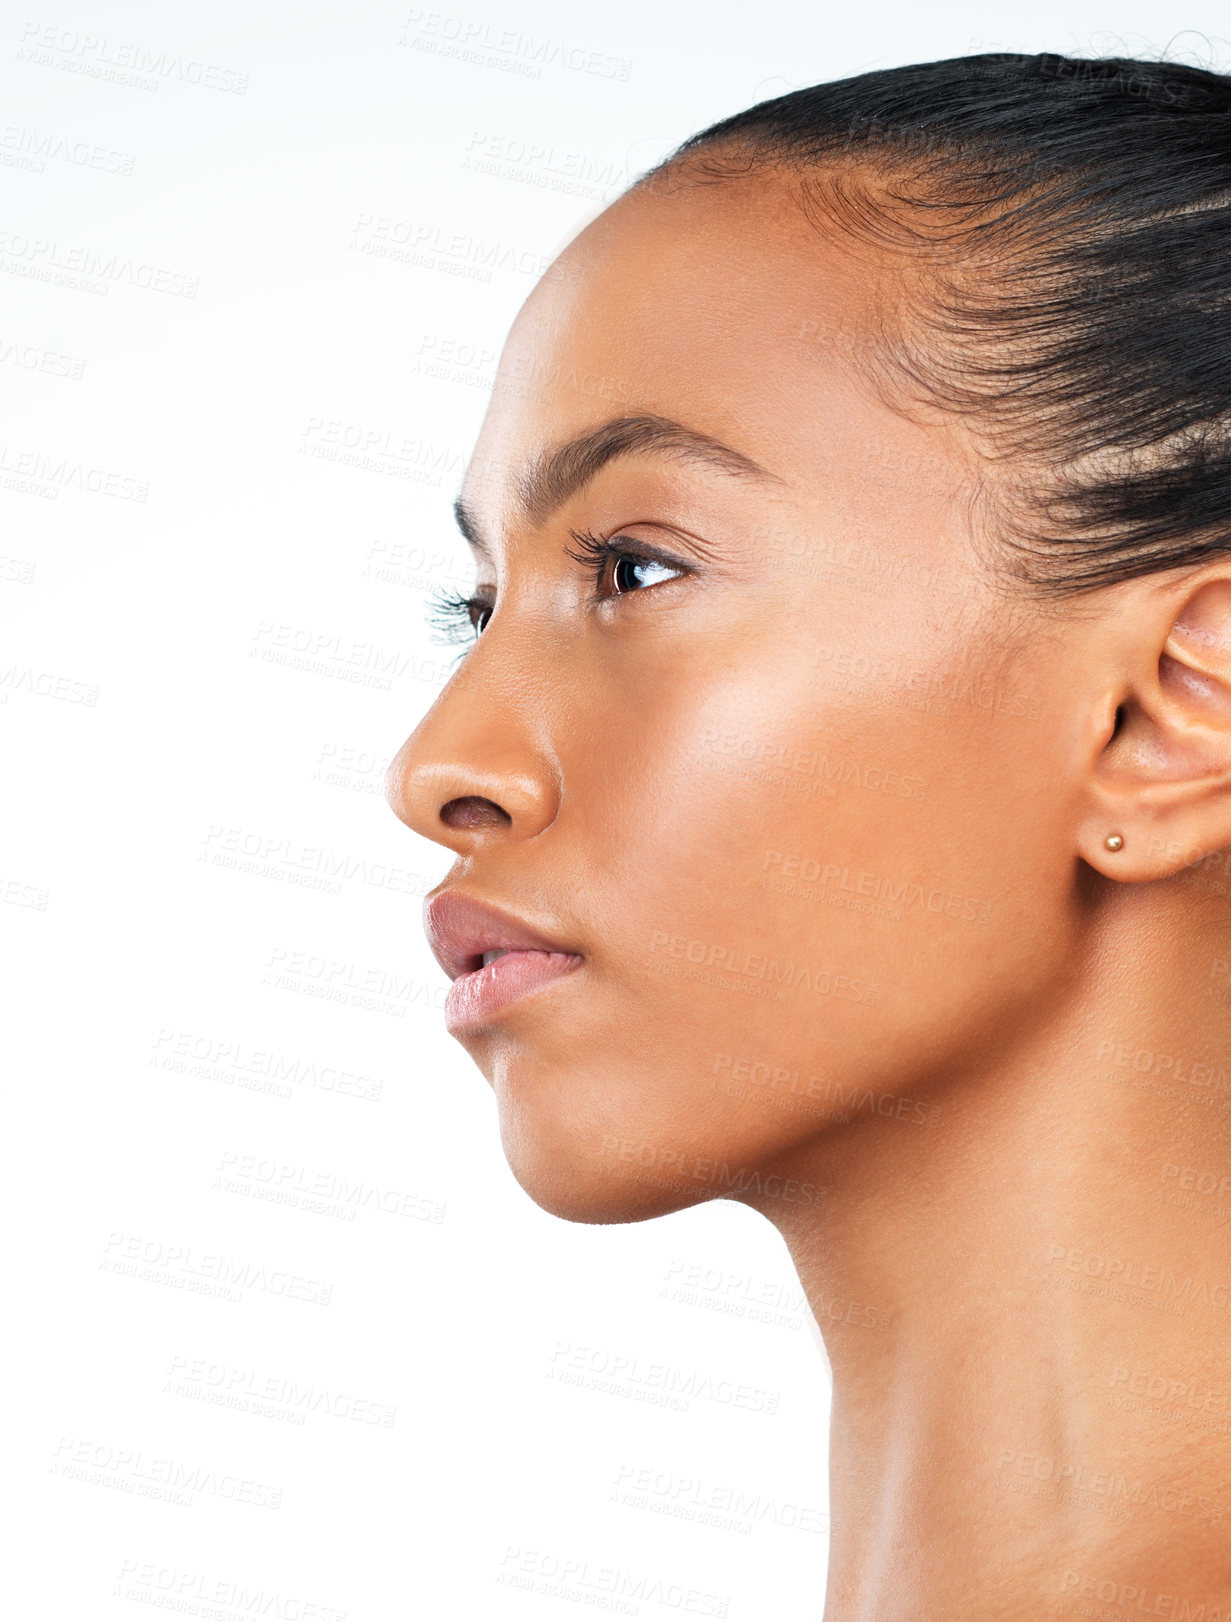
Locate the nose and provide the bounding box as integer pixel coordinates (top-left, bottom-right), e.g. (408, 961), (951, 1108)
(385, 662), (561, 854)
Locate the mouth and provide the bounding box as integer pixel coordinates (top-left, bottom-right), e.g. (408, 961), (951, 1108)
(424, 890), (585, 1031)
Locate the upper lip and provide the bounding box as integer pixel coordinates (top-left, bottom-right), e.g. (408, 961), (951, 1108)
(424, 890), (582, 982)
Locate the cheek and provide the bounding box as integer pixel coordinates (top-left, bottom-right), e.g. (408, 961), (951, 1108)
(610, 651), (1058, 1049)
(483, 614), (1074, 1221)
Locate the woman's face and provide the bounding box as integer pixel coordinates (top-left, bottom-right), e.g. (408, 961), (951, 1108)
(387, 165), (1098, 1223)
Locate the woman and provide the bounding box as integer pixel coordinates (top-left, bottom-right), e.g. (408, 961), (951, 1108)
(387, 53), (1231, 1618)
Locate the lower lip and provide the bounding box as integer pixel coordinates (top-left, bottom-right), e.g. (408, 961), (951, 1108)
(445, 949), (584, 1030)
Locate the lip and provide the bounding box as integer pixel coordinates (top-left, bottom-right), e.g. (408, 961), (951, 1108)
(424, 890), (585, 1030)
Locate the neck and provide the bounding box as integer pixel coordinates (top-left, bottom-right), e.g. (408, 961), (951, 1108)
(765, 882), (1231, 1621)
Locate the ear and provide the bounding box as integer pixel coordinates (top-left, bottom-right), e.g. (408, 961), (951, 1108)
(1079, 573), (1231, 881)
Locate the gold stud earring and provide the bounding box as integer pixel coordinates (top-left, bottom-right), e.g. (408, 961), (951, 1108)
(1105, 833), (1124, 852)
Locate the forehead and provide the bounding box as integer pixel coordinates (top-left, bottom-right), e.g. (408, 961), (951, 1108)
(459, 168), (961, 538)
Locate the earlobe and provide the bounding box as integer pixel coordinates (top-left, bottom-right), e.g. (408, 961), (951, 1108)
(1079, 573), (1231, 881)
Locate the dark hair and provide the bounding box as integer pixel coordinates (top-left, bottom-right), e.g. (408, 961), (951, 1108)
(643, 53), (1231, 594)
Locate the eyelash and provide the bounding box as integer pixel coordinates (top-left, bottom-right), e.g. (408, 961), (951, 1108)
(425, 529), (687, 647)
(426, 586), (492, 647)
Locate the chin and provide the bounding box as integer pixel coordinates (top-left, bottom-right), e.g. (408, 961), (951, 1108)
(483, 1053), (724, 1222)
(499, 1127), (720, 1225)
(488, 1065), (828, 1228)
(489, 1096), (703, 1219)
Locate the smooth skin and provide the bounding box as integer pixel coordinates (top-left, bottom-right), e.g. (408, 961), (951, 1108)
(387, 159), (1231, 1619)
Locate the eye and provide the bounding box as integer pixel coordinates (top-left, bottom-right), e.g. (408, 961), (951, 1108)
(425, 530), (690, 652)
(564, 528), (690, 601)
(426, 586), (494, 647)
(610, 554), (682, 593)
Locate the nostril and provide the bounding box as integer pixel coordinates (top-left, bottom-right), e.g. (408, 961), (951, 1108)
(440, 795), (512, 830)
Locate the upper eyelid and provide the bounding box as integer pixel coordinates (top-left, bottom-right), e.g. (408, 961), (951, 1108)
(600, 529), (693, 562)
(610, 538), (690, 569)
(570, 528), (695, 570)
(476, 532), (691, 590)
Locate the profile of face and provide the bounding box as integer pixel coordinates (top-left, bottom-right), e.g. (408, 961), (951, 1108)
(385, 157), (1231, 1230)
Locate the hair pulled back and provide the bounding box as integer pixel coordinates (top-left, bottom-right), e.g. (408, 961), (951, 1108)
(647, 54), (1231, 594)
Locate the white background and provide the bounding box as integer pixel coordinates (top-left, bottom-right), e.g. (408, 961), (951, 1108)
(4, 4), (1228, 1618)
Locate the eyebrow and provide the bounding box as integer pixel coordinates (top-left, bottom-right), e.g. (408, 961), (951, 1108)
(452, 412), (779, 560)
